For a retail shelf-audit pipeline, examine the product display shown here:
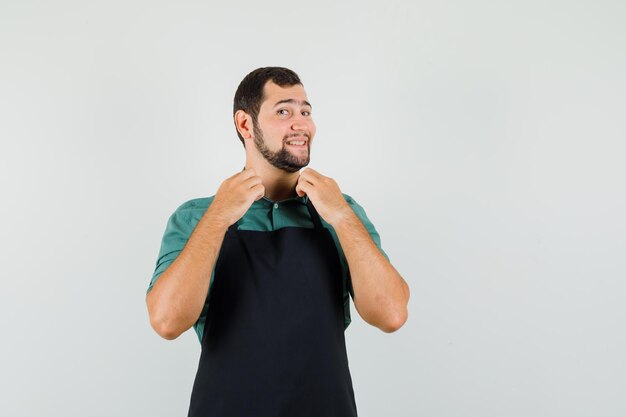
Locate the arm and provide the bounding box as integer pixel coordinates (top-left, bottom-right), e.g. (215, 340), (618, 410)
(146, 169), (265, 340)
(296, 168), (410, 333)
(146, 208), (228, 340)
(332, 209), (410, 333)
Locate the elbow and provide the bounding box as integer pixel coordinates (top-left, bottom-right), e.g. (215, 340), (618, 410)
(146, 295), (185, 340)
(379, 284), (410, 333)
(380, 309), (408, 333)
(356, 293), (409, 333)
(150, 315), (184, 340)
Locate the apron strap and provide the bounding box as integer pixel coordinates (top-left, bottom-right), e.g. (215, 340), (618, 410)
(228, 218), (239, 234)
(305, 199), (323, 230)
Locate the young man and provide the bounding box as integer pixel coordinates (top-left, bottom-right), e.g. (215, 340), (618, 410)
(146, 67), (410, 417)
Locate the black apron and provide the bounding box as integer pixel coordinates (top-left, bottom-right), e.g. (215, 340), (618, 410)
(188, 200), (358, 417)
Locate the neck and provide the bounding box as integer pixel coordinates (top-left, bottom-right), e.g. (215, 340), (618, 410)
(244, 153), (300, 202)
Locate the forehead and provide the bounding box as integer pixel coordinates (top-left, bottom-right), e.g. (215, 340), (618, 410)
(261, 81), (309, 108)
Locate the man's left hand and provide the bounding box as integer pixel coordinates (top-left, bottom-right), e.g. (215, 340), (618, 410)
(296, 168), (353, 226)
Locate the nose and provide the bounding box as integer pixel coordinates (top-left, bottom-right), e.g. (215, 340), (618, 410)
(291, 113), (311, 132)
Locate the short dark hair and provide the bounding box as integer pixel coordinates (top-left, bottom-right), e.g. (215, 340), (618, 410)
(233, 67), (302, 146)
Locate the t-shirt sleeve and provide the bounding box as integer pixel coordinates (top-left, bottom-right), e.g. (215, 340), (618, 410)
(345, 195), (389, 261)
(147, 208), (193, 294)
(343, 194), (389, 299)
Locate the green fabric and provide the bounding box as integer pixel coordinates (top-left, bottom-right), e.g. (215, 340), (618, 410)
(148, 193), (388, 343)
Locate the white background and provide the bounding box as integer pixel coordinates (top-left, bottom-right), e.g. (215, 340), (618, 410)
(1, 1), (625, 416)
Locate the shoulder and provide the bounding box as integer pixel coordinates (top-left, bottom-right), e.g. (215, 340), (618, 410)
(341, 193), (370, 221)
(169, 196), (216, 219)
(174, 196), (216, 213)
(164, 196), (216, 232)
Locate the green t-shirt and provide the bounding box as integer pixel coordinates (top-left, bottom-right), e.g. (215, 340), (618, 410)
(148, 193), (388, 342)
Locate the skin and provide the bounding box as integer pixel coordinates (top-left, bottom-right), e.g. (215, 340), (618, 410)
(146, 81), (410, 339)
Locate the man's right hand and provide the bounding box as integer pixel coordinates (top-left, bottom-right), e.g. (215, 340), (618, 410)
(206, 169), (265, 227)
(146, 168), (264, 340)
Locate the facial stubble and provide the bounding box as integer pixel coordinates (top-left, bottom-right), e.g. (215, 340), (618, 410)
(253, 124), (311, 173)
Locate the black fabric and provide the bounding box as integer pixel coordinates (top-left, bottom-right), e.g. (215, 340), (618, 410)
(187, 200), (358, 417)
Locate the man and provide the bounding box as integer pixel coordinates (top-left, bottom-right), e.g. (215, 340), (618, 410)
(146, 67), (410, 417)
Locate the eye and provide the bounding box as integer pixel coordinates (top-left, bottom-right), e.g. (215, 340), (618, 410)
(301, 110), (311, 116)
(277, 109), (290, 116)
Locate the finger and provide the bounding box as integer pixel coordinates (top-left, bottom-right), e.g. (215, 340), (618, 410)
(251, 183), (265, 200)
(297, 175), (315, 188)
(296, 180), (314, 199)
(299, 172), (322, 186)
(300, 167), (322, 182)
(295, 184), (306, 197)
(302, 167), (320, 175)
(229, 168), (252, 181)
(243, 175), (263, 188)
(239, 168), (257, 179)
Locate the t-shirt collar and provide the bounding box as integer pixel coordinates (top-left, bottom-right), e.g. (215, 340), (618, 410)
(241, 167), (308, 205)
(261, 194), (309, 205)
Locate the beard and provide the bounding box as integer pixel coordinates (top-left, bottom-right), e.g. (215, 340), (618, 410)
(253, 125), (311, 173)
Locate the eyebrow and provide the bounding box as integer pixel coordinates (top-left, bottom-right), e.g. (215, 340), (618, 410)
(273, 99), (312, 109)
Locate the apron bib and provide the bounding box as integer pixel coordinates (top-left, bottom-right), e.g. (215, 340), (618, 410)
(187, 201), (358, 417)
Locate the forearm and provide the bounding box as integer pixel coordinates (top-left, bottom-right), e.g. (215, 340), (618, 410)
(146, 206), (228, 340)
(333, 210), (410, 333)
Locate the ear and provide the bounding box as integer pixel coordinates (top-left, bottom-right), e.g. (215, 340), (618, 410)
(234, 110), (254, 140)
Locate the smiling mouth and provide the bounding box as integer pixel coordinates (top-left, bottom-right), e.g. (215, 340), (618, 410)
(285, 136), (309, 148)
